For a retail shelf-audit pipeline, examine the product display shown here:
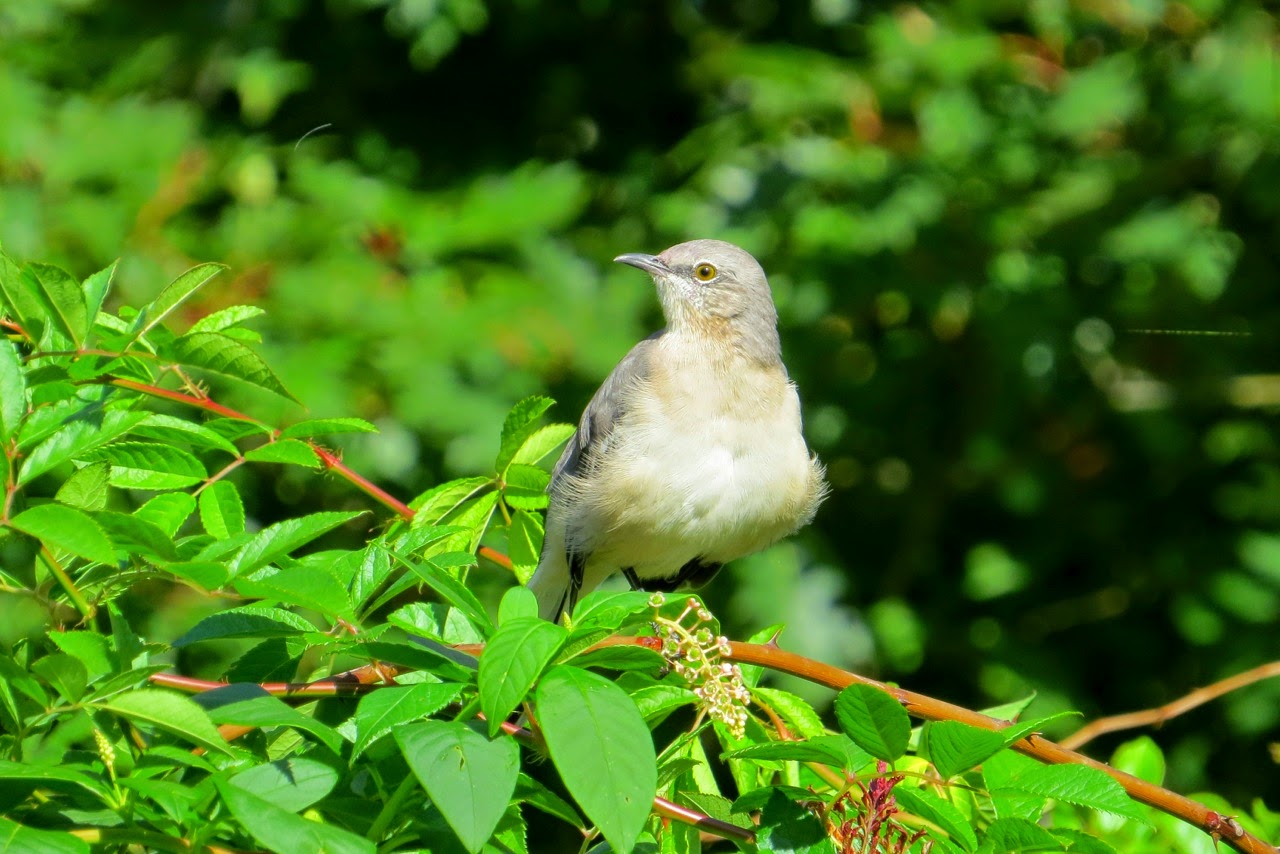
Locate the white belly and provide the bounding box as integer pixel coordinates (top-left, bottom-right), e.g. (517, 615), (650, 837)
(568, 343), (821, 578)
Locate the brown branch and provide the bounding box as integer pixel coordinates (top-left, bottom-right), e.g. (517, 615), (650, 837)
(712, 640), (1276, 854)
(107, 377), (262, 423)
(309, 443), (415, 521)
(1060, 661), (1280, 750)
(653, 795), (755, 843)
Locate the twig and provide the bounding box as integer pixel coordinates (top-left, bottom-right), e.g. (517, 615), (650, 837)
(1060, 661), (1280, 750)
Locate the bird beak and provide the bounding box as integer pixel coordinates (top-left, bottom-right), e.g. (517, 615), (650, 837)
(614, 253), (670, 277)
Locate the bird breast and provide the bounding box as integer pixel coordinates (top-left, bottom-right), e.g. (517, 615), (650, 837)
(580, 335), (820, 573)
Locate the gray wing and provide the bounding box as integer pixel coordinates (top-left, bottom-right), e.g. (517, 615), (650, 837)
(550, 329), (664, 487)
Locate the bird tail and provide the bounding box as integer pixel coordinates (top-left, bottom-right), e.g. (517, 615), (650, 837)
(527, 529), (572, 622)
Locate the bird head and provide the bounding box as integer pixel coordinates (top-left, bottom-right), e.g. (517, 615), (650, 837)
(614, 239), (782, 363)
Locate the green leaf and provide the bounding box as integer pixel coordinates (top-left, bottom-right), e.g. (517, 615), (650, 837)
(496, 395), (554, 474)
(995, 763), (1146, 822)
(86, 441), (206, 490)
(536, 665), (657, 854)
(1052, 829), (1118, 854)
(497, 584), (539, 623)
(510, 422), (575, 466)
(25, 262), (88, 346)
(132, 262), (224, 340)
(244, 439), (320, 468)
(199, 480), (245, 538)
(1110, 736), (1165, 786)
(396, 721), (520, 854)
(136, 491), (197, 537)
(235, 564), (354, 619)
(479, 617), (567, 736)
(982, 750), (1048, 821)
(833, 683), (910, 762)
(0, 338), (25, 443)
(82, 259), (117, 322)
(94, 511), (180, 561)
(54, 461), (110, 511)
(351, 639), (476, 683)
(101, 689), (236, 756)
(188, 303), (265, 333)
(515, 772), (585, 828)
(33, 654), (88, 702)
(982, 817), (1065, 852)
(48, 631), (114, 680)
(402, 554), (494, 637)
(162, 331), (294, 400)
(230, 510), (366, 576)
(0, 818), (90, 853)
(724, 734), (869, 770)
(752, 686), (828, 739)
(215, 777), (374, 854)
(8, 503), (116, 564)
(172, 605), (316, 646)
(507, 508), (543, 584)
(18, 410), (148, 484)
(895, 786), (978, 852)
(502, 463), (551, 510)
(351, 682), (464, 759)
(279, 417), (378, 439)
(757, 789), (836, 853)
(131, 413), (241, 455)
(230, 757), (338, 811)
(924, 720), (1010, 779)
(409, 476), (492, 526)
(203, 686), (343, 754)
(629, 683), (698, 723)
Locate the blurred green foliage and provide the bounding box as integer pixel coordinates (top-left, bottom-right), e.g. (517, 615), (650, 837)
(2, 0), (1278, 808)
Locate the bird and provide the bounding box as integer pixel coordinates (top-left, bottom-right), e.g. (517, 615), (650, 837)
(527, 239), (827, 622)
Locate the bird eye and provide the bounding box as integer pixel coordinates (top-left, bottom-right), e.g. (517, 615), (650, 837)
(694, 263), (717, 282)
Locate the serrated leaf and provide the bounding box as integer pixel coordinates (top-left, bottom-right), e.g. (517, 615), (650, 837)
(351, 639), (476, 683)
(752, 686), (828, 740)
(351, 682), (464, 759)
(536, 665), (657, 854)
(48, 631), (114, 680)
(131, 413), (241, 455)
(510, 422), (575, 467)
(199, 480), (245, 538)
(162, 331), (295, 400)
(895, 786), (978, 852)
(479, 617), (567, 736)
(214, 777), (374, 854)
(244, 439), (320, 468)
(85, 441), (206, 490)
(0, 339), (25, 443)
(230, 510), (366, 576)
(82, 259), (117, 322)
(757, 789), (837, 853)
(54, 461), (110, 511)
(496, 395), (554, 474)
(982, 816), (1064, 852)
(834, 683), (910, 762)
(396, 721), (520, 853)
(8, 503), (116, 564)
(188, 303), (265, 333)
(94, 511), (180, 561)
(172, 605), (316, 646)
(409, 476), (492, 526)
(136, 491), (196, 537)
(235, 564), (354, 619)
(497, 585), (539, 624)
(25, 262), (88, 345)
(18, 410), (148, 484)
(132, 263), (224, 340)
(507, 509), (543, 584)
(724, 734), (869, 770)
(925, 720), (1010, 779)
(996, 763), (1146, 822)
(401, 553), (494, 637)
(502, 463), (550, 510)
(101, 689), (235, 755)
(279, 418), (378, 439)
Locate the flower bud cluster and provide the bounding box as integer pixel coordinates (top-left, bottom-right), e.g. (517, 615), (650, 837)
(649, 594), (751, 738)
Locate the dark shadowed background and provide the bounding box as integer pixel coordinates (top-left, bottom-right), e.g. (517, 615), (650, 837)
(1, 0), (1277, 805)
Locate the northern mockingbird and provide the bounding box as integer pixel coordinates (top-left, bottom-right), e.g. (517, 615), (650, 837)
(528, 239), (827, 621)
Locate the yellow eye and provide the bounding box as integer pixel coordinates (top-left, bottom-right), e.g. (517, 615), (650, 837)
(693, 263), (717, 282)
